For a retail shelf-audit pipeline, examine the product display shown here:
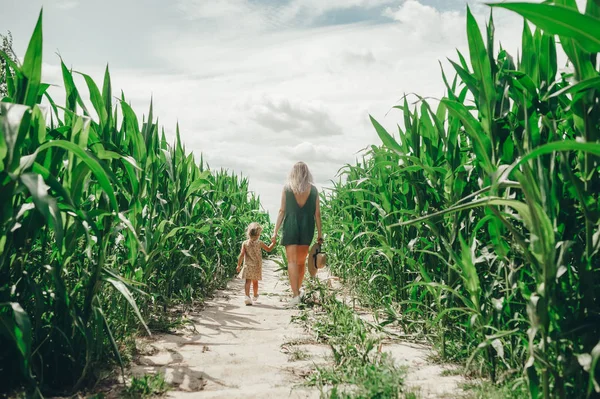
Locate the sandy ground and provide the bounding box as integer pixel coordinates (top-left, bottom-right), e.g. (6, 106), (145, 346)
(130, 259), (323, 398)
(129, 259), (465, 398)
(319, 271), (466, 398)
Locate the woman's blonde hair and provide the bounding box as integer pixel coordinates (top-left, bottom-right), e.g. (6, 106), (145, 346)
(285, 161), (313, 194)
(246, 222), (262, 239)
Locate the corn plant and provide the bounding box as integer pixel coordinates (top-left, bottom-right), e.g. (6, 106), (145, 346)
(322, 2), (600, 398)
(0, 11), (270, 396)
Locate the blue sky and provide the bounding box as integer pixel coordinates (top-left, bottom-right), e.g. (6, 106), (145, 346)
(1, 0), (573, 217)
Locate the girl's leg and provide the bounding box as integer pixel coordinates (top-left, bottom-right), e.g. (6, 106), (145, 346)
(285, 245), (300, 297)
(245, 279), (251, 297)
(296, 245), (310, 290)
(252, 280), (259, 297)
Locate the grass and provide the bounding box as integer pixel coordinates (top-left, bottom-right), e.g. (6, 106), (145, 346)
(295, 280), (408, 399)
(284, 337), (320, 346)
(123, 374), (169, 399)
(440, 368), (462, 377)
(459, 379), (529, 399)
(284, 346), (312, 362)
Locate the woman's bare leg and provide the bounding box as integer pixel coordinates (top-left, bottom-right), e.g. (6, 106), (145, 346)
(252, 280), (259, 297)
(296, 245), (310, 290)
(245, 279), (251, 297)
(286, 245), (300, 297)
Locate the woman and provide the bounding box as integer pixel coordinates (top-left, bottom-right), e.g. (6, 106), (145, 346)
(272, 161), (323, 307)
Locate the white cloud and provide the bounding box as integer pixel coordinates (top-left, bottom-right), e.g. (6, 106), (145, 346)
(383, 0), (463, 43)
(14, 0), (550, 217)
(175, 0), (398, 30)
(175, 0), (272, 32)
(55, 0), (79, 10)
(285, 142), (346, 164)
(247, 96), (343, 137)
(138, 1), (532, 217)
(176, 0), (253, 20)
(342, 49), (377, 66)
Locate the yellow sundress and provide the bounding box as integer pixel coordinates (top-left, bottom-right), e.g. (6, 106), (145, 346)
(239, 239), (263, 280)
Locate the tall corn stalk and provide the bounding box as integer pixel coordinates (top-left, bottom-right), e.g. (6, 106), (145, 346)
(0, 11), (270, 396)
(322, 2), (600, 398)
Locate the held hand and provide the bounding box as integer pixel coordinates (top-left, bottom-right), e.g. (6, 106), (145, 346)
(271, 235), (277, 244)
(317, 236), (324, 244)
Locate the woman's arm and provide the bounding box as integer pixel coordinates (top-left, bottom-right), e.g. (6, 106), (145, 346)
(315, 189), (323, 243)
(236, 245), (245, 273)
(272, 189), (286, 242)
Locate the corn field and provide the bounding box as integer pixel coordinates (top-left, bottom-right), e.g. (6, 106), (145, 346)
(322, 2), (600, 399)
(0, 11), (269, 396)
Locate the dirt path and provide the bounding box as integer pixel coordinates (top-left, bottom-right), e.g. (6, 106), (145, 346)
(129, 259), (465, 398)
(130, 259), (322, 398)
(319, 274), (466, 398)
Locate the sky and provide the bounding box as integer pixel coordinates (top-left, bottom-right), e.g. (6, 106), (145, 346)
(0, 0), (580, 218)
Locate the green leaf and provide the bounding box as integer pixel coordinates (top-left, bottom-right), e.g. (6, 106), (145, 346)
(0, 103), (31, 171)
(588, 339), (600, 395)
(102, 65), (112, 117)
(21, 10), (43, 106)
(449, 59), (480, 99)
(458, 234), (481, 317)
(60, 59), (89, 119)
(120, 101), (146, 163)
(538, 32), (557, 89)
(0, 303), (32, 376)
(466, 6), (496, 136)
(20, 173), (64, 247)
(549, 75), (600, 99)
(117, 212), (147, 256)
(370, 114), (404, 155)
(0, 50), (22, 78)
(104, 277), (151, 335)
(441, 99), (493, 173)
(501, 140), (600, 180)
(186, 170), (211, 200)
(489, 2), (600, 53)
(75, 71), (108, 126)
(31, 162), (76, 208)
(587, 0), (600, 18)
(37, 140), (119, 212)
(520, 20), (534, 76)
(97, 306), (125, 381)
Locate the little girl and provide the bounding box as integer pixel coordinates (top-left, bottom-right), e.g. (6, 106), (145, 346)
(236, 222), (276, 305)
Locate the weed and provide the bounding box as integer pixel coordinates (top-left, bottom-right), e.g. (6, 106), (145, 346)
(440, 368), (462, 377)
(123, 373), (169, 398)
(459, 379), (529, 399)
(285, 347), (312, 362)
(299, 281), (406, 398)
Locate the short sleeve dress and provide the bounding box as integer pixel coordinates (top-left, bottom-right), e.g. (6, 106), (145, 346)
(281, 185), (318, 246)
(239, 239), (263, 280)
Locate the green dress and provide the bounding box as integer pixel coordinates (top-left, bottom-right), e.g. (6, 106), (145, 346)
(281, 185), (318, 246)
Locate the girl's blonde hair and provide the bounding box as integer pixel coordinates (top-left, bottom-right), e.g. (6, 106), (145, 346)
(246, 222), (262, 239)
(285, 161), (313, 194)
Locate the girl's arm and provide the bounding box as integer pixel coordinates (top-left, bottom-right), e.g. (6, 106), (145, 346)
(272, 189), (286, 242)
(261, 240), (276, 252)
(236, 245), (245, 273)
(315, 189), (323, 243)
